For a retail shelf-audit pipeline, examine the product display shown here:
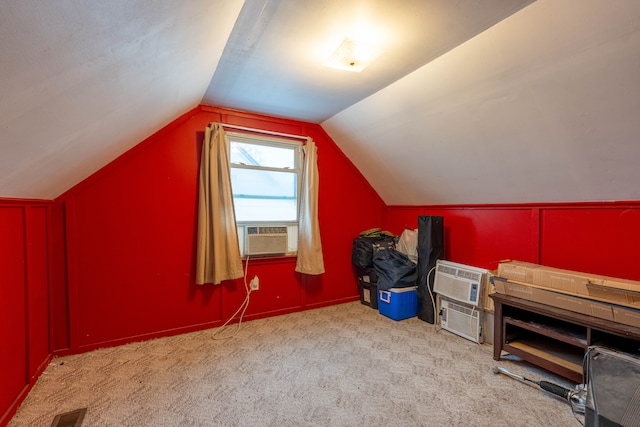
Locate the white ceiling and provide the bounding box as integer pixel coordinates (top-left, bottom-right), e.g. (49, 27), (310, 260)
(202, 0), (533, 123)
(2, 0), (640, 205)
(0, 0), (244, 199)
(323, 0), (640, 204)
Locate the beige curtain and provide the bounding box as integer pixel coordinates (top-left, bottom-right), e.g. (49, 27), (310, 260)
(295, 138), (325, 275)
(195, 123), (244, 285)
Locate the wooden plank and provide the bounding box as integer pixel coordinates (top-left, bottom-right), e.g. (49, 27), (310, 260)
(507, 339), (582, 373)
(504, 316), (588, 348)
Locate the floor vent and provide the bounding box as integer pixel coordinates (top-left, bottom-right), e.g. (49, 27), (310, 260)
(50, 408), (87, 427)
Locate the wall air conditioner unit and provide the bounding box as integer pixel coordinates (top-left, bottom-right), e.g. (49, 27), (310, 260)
(245, 226), (288, 256)
(439, 297), (484, 344)
(433, 260), (489, 307)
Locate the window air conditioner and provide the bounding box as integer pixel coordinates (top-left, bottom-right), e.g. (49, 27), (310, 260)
(439, 297), (484, 344)
(433, 260), (489, 307)
(245, 226), (288, 256)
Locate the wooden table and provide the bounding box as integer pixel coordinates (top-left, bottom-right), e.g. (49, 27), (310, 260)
(490, 293), (640, 383)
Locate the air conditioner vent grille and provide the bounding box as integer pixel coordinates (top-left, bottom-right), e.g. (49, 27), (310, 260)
(248, 226), (287, 235)
(438, 265), (457, 275)
(245, 225), (288, 256)
(458, 270), (481, 282)
(440, 298), (483, 344)
(433, 260), (489, 307)
(452, 303), (476, 318)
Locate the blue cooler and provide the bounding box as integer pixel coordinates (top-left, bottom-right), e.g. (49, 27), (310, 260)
(378, 286), (418, 321)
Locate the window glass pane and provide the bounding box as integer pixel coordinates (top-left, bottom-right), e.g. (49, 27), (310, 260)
(234, 198), (297, 222)
(231, 168), (296, 198)
(230, 168), (297, 222)
(230, 141), (295, 169)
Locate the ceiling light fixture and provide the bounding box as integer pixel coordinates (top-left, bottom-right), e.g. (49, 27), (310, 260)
(323, 38), (383, 72)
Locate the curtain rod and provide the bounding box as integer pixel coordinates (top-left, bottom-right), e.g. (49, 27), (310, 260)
(221, 123), (308, 141)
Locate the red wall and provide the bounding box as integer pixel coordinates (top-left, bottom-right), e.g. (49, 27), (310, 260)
(0, 200), (51, 427)
(52, 106), (387, 353)
(387, 203), (640, 280)
(5, 106), (640, 426)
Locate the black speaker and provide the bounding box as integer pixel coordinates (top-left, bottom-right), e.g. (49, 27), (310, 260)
(585, 346), (640, 427)
(416, 216), (444, 323)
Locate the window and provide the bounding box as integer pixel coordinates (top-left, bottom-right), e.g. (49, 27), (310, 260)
(227, 132), (302, 256)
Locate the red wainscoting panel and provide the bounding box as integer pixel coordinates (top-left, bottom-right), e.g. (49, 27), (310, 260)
(53, 106), (387, 352)
(50, 202), (70, 351)
(67, 111), (224, 348)
(0, 207), (27, 425)
(388, 207), (539, 271)
(422, 207), (538, 270)
(220, 257), (301, 321)
(387, 207), (423, 235)
(387, 205), (539, 271)
(302, 125), (387, 307)
(540, 204), (640, 280)
(388, 202), (640, 280)
(0, 201), (51, 427)
(26, 206), (50, 379)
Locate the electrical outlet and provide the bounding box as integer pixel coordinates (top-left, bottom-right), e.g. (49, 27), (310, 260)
(250, 275), (259, 291)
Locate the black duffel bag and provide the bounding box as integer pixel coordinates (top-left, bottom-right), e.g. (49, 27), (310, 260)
(373, 249), (417, 291)
(351, 235), (396, 269)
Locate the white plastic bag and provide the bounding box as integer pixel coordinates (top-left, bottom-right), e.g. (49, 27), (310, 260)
(396, 229), (418, 264)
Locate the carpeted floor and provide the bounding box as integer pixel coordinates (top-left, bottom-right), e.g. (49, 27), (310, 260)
(9, 302), (583, 426)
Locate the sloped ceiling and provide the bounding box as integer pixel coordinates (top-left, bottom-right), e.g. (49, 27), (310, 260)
(202, 0), (533, 123)
(2, 0), (640, 205)
(323, 0), (640, 205)
(0, 0), (244, 199)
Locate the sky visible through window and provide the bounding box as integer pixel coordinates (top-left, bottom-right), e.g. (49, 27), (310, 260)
(230, 139), (299, 223)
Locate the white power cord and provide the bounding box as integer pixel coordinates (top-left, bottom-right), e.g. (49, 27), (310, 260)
(212, 256), (253, 340)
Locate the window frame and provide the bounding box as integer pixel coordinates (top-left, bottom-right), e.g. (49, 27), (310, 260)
(226, 132), (303, 256)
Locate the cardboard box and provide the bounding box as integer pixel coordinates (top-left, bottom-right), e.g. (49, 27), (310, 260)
(493, 278), (640, 328)
(484, 272), (497, 313)
(498, 260), (640, 309)
(484, 312), (494, 345)
(587, 282), (640, 307)
(497, 260), (541, 284)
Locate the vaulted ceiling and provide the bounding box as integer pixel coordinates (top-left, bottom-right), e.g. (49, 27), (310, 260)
(2, 0), (640, 205)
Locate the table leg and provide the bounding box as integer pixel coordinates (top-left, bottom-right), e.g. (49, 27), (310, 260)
(493, 300), (503, 361)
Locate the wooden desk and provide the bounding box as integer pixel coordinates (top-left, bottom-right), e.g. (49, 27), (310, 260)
(490, 293), (640, 383)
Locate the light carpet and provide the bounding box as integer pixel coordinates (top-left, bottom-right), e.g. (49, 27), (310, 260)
(9, 302), (583, 426)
